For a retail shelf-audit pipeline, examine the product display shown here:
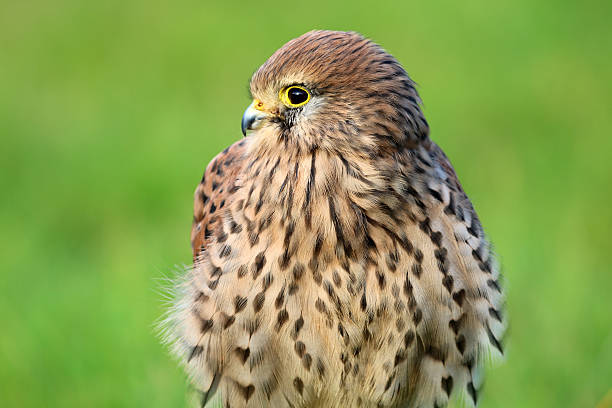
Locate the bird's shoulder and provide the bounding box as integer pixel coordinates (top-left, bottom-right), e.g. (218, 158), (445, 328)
(425, 141), (465, 194)
(191, 139), (248, 261)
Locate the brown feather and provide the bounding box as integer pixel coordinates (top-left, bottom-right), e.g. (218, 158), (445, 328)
(191, 140), (248, 261)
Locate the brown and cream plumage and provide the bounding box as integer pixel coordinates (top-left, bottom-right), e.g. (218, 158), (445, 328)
(164, 30), (505, 407)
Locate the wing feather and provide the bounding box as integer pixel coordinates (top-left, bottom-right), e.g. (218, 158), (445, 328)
(191, 139), (248, 261)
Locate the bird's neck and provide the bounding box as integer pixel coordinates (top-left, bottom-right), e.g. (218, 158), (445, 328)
(238, 137), (423, 262)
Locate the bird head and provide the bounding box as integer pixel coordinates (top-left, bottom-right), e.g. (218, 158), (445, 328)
(242, 30), (429, 155)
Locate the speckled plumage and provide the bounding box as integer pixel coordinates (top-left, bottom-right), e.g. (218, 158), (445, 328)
(164, 30), (505, 408)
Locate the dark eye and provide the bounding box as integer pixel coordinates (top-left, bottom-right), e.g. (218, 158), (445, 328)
(281, 85), (311, 108)
(287, 87), (309, 105)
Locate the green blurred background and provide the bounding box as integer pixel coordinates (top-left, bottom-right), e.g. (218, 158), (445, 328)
(1, 0), (611, 406)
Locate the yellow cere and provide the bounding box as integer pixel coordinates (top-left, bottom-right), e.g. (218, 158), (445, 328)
(253, 99), (265, 111)
(280, 85), (311, 108)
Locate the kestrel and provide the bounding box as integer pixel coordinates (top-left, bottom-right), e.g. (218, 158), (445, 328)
(164, 30), (505, 408)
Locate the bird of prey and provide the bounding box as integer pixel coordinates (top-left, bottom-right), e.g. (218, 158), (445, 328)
(164, 30), (505, 408)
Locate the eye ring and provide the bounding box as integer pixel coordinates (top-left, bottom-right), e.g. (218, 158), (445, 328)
(280, 85), (311, 108)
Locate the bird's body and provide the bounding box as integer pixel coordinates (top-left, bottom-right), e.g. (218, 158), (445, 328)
(165, 31), (505, 408)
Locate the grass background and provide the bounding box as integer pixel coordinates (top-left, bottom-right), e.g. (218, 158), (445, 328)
(1, 0), (611, 406)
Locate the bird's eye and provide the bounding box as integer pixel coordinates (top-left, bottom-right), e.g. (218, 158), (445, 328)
(280, 85), (311, 108)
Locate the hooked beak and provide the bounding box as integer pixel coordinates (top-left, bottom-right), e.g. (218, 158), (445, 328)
(241, 100), (268, 136)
